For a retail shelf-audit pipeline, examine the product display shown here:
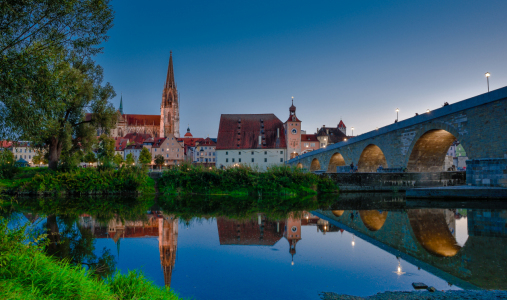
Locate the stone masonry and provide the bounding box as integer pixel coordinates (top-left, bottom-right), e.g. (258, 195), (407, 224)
(289, 86), (507, 187)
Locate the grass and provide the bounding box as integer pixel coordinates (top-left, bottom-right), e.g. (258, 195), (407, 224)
(0, 217), (181, 300)
(0, 167), (155, 195)
(158, 164), (338, 196)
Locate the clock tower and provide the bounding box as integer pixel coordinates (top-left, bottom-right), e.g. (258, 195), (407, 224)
(284, 97), (302, 160)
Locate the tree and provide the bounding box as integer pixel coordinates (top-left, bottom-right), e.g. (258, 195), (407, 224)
(125, 153), (135, 166)
(138, 147), (152, 165)
(0, 51), (117, 170)
(97, 134), (115, 161)
(154, 154), (165, 169)
(83, 151), (97, 166)
(113, 153), (124, 166)
(32, 153), (48, 166)
(0, 1), (115, 170)
(1, 0), (114, 57)
(0, 149), (15, 165)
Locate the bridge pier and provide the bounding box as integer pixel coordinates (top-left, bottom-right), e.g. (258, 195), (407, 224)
(466, 158), (507, 188)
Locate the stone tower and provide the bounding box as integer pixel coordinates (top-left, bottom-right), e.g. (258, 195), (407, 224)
(284, 97), (302, 160)
(160, 52), (180, 138)
(284, 215), (301, 265)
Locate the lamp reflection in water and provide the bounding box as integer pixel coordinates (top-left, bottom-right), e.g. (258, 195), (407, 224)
(394, 258), (406, 275)
(351, 234), (355, 247)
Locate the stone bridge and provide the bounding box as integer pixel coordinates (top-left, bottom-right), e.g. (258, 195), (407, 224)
(288, 87), (507, 187)
(314, 208), (507, 290)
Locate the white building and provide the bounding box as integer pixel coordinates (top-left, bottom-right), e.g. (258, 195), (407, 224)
(216, 114), (286, 171)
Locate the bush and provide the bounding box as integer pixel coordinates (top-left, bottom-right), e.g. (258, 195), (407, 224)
(158, 163), (338, 196)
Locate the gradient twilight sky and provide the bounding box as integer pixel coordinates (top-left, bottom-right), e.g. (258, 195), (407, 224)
(95, 0), (507, 138)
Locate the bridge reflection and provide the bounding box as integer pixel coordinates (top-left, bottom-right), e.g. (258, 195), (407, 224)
(315, 208), (507, 290)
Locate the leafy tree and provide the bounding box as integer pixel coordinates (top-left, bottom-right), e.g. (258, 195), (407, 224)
(0, 0), (114, 57)
(0, 51), (117, 170)
(0, 1), (115, 170)
(32, 153), (49, 166)
(0, 149), (15, 165)
(138, 148), (152, 165)
(97, 134), (115, 161)
(83, 151), (97, 166)
(154, 154), (165, 169)
(113, 153), (124, 166)
(125, 153), (135, 166)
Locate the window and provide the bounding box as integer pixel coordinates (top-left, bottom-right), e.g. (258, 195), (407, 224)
(213, 158), (215, 162)
(232, 158), (235, 162)
(239, 158), (242, 163)
(280, 151), (283, 154)
(264, 151), (267, 155)
(251, 158), (254, 162)
(264, 158), (267, 162)
(166, 154), (169, 158)
(239, 151), (241, 155)
(226, 158), (229, 162)
(311, 143), (315, 147)
(280, 158), (283, 162)
(162, 148), (164, 152)
(226, 151), (228, 155)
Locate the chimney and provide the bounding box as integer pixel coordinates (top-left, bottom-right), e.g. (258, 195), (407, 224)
(277, 128), (279, 138)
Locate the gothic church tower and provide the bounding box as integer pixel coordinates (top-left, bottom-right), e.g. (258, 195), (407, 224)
(160, 52), (180, 138)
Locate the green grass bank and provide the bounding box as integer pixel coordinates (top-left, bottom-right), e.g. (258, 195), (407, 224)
(0, 218), (180, 300)
(158, 165), (338, 196)
(0, 167), (155, 195)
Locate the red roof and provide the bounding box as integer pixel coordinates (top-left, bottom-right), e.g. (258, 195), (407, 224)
(125, 144), (144, 150)
(124, 114), (160, 126)
(184, 131), (193, 137)
(123, 133), (152, 144)
(301, 134), (318, 142)
(216, 114), (286, 150)
(151, 138), (167, 148)
(178, 137), (205, 147)
(338, 120), (346, 128)
(114, 138), (129, 151)
(0, 141), (13, 148)
(286, 115), (301, 123)
(197, 137), (216, 147)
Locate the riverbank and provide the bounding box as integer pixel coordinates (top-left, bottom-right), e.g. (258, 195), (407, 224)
(0, 167), (155, 195)
(158, 164), (338, 196)
(320, 290), (507, 300)
(0, 217), (181, 300)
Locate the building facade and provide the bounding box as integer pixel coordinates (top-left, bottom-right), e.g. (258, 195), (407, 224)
(284, 98), (302, 160)
(216, 114), (286, 170)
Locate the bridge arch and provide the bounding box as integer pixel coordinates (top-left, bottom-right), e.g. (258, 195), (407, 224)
(407, 209), (461, 257)
(357, 144), (388, 172)
(331, 210), (345, 217)
(405, 123), (471, 172)
(310, 158), (321, 171)
(326, 152), (346, 173)
(359, 210), (388, 231)
(296, 163), (303, 169)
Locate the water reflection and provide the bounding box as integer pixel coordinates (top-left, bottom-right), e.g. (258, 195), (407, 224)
(6, 194), (507, 299)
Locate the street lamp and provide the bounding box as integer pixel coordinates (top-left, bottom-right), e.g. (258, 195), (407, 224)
(396, 108), (399, 121)
(485, 72), (490, 92)
(351, 127), (354, 136)
(426, 109), (430, 113)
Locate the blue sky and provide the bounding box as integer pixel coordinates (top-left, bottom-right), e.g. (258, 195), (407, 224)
(95, 0), (507, 138)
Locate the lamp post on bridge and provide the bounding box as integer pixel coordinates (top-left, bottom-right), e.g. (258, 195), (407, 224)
(351, 127), (354, 136)
(485, 72), (490, 92)
(396, 108), (399, 122)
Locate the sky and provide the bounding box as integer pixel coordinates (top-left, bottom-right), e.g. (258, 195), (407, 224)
(95, 0), (507, 138)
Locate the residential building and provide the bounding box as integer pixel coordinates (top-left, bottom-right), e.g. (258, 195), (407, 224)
(152, 134), (184, 167)
(301, 134), (319, 154)
(114, 137), (129, 158)
(316, 121), (348, 148)
(194, 138), (216, 166)
(12, 142), (35, 164)
(124, 144), (144, 163)
(216, 114), (286, 170)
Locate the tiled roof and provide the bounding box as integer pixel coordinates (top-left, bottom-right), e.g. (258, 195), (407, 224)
(197, 137), (216, 146)
(178, 138), (205, 147)
(124, 133), (152, 144)
(115, 138), (129, 151)
(301, 134), (318, 142)
(338, 120), (346, 128)
(151, 138), (167, 148)
(0, 141), (13, 148)
(316, 126), (347, 144)
(124, 114), (160, 126)
(216, 114), (286, 150)
(125, 144), (144, 150)
(285, 115), (301, 123)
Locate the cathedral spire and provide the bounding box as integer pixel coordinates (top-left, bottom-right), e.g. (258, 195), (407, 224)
(165, 51), (175, 90)
(119, 94), (124, 115)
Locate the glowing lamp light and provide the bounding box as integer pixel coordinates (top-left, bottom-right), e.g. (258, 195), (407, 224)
(291, 261), (294, 266)
(344, 138), (347, 141)
(426, 109), (430, 113)
(485, 72), (491, 77)
(396, 108), (399, 112)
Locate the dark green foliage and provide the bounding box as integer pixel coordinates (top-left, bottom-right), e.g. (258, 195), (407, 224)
(125, 153), (135, 165)
(154, 154), (165, 169)
(158, 163), (338, 196)
(0, 217), (181, 300)
(113, 153), (124, 166)
(2, 167), (155, 195)
(139, 147), (152, 165)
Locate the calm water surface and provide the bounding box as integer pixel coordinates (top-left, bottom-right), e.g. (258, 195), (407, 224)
(9, 194), (507, 300)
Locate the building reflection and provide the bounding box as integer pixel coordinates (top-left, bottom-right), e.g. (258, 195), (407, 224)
(78, 212), (178, 288)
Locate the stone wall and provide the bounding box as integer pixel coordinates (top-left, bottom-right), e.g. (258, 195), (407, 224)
(325, 171), (466, 191)
(289, 86), (507, 187)
(466, 158), (507, 187)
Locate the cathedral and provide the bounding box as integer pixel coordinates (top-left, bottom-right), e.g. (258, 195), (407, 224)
(108, 52), (180, 138)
